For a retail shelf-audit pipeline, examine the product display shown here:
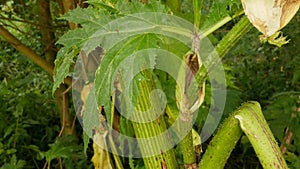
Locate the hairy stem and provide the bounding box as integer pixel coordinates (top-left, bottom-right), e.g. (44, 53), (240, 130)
(193, 0), (202, 29)
(199, 105), (243, 169)
(131, 72), (178, 169)
(235, 102), (288, 169)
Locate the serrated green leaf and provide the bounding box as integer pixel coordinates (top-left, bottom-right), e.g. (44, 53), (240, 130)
(55, 11), (195, 99)
(60, 7), (110, 27)
(52, 47), (80, 94)
(56, 28), (91, 47)
(53, 7), (116, 93)
(94, 34), (160, 124)
(115, 0), (170, 14)
(82, 12), (193, 54)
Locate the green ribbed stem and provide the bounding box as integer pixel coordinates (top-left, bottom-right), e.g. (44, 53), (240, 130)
(131, 72), (178, 169)
(181, 130), (197, 168)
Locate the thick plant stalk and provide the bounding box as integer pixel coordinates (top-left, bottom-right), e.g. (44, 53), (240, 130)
(181, 130), (197, 169)
(198, 106), (243, 169)
(179, 2), (203, 168)
(195, 15), (252, 88)
(179, 16), (252, 168)
(216, 15), (252, 59)
(131, 74), (178, 169)
(193, 0), (202, 29)
(235, 102), (288, 169)
(178, 53), (204, 168)
(199, 102), (288, 169)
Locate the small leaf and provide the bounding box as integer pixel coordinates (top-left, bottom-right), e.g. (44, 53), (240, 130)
(27, 145), (40, 152)
(44, 136), (78, 162)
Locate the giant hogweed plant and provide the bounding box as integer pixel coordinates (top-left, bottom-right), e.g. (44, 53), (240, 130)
(52, 0), (297, 168)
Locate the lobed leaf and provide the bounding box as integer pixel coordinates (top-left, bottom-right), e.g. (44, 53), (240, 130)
(94, 34), (161, 123)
